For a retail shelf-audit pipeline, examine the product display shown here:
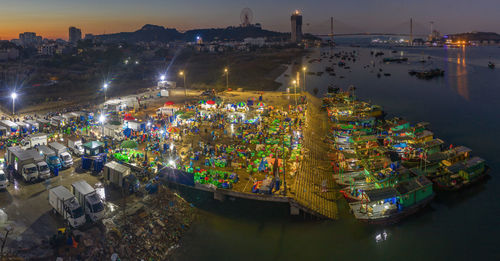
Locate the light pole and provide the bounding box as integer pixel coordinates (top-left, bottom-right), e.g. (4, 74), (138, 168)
(302, 66), (307, 92)
(99, 113), (105, 138)
(224, 68), (229, 89)
(292, 80), (297, 107)
(179, 71), (187, 97)
(103, 83), (108, 102)
(11, 92), (17, 115)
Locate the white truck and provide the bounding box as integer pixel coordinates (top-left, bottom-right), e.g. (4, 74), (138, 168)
(20, 133), (48, 149)
(67, 138), (84, 156)
(71, 180), (105, 222)
(0, 169), (8, 190)
(49, 186), (86, 228)
(48, 142), (73, 168)
(5, 147), (39, 182)
(50, 116), (66, 127)
(0, 120), (18, 135)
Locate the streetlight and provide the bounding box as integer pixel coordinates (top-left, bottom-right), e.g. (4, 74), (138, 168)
(179, 71), (187, 97)
(224, 68), (229, 89)
(103, 83), (108, 102)
(302, 66), (307, 92)
(99, 113), (105, 138)
(292, 80), (297, 106)
(11, 92), (17, 115)
(160, 75), (166, 81)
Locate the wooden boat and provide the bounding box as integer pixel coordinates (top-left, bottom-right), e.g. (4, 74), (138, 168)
(433, 157), (488, 191)
(349, 176), (434, 224)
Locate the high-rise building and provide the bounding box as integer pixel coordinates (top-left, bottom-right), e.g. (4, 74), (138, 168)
(19, 32), (38, 47)
(291, 10), (303, 43)
(69, 26), (82, 44)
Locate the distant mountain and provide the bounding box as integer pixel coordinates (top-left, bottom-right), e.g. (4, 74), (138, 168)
(96, 24), (183, 43)
(184, 26), (287, 42)
(95, 24), (288, 43)
(448, 32), (500, 41)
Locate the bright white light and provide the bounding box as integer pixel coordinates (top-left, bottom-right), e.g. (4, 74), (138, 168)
(99, 115), (105, 123)
(11, 92), (17, 100)
(170, 143), (174, 151)
(160, 75), (166, 81)
(160, 130), (164, 135)
(169, 159), (176, 168)
(103, 83), (108, 89)
(135, 61), (139, 64)
(147, 121), (151, 126)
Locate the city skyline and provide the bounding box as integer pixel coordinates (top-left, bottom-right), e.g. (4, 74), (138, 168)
(1, 0), (500, 40)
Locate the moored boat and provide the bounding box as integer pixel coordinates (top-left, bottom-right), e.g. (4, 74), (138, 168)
(349, 176), (434, 224)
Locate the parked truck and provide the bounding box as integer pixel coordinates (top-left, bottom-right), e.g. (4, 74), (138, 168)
(67, 138), (84, 156)
(5, 147), (39, 182)
(49, 186), (85, 228)
(49, 142), (73, 168)
(103, 161), (139, 193)
(71, 180), (105, 222)
(20, 133), (48, 149)
(37, 145), (62, 172)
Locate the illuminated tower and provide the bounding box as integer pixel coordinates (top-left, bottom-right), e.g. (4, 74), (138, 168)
(291, 10), (303, 43)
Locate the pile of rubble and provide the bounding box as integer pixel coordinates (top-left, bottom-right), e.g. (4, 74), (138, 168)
(98, 186), (197, 260)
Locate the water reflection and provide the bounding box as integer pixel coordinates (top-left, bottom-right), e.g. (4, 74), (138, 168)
(448, 46), (469, 100)
(375, 230), (388, 243)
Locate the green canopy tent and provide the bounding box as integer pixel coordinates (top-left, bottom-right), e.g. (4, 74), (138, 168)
(121, 140), (138, 149)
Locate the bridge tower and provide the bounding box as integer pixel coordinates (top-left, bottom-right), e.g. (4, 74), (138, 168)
(409, 18), (413, 46)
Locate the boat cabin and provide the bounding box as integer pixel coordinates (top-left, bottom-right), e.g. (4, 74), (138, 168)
(395, 176), (433, 208)
(447, 157), (486, 181)
(413, 130), (434, 144)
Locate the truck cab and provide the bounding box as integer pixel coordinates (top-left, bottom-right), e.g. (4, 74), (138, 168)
(37, 161), (51, 179)
(23, 163), (39, 182)
(59, 152), (73, 168)
(47, 156), (62, 172)
(0, 170), (8, 190)
(68, 139), (84, 156)
(84, 192), (105, 221)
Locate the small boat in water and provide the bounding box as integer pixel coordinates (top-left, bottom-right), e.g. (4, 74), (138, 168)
(488, 61), (495, 69)
(433, 157), (489, 191)
(349, 176), (434, 224)
(409, 68), (445, 79)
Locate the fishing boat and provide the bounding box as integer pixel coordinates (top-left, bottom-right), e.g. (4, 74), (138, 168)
(409, 68), (445, 79)
(433, 157), (488, 191)
(383, 57), (408, 63)
(349, 176), (434, 224)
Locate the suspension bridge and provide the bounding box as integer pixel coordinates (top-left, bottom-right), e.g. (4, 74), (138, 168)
(305, 17), (433, 38)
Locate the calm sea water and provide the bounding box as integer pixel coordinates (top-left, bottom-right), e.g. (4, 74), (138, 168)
(173, 40), (500, 261)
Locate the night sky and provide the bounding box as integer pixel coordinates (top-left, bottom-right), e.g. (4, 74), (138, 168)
(1, 0), (499, 40)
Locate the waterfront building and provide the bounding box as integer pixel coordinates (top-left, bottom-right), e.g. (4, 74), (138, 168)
(291, 10), (303, 43)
